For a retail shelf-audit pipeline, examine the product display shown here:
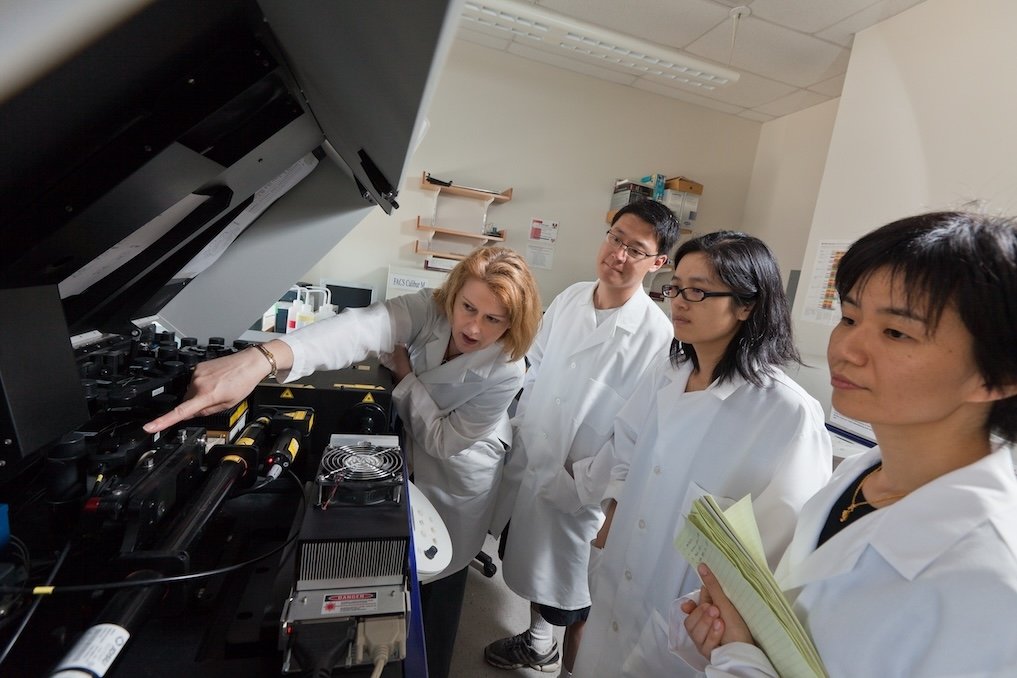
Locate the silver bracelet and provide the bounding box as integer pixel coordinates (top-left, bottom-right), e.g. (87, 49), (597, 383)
(253, 343), (277, 379)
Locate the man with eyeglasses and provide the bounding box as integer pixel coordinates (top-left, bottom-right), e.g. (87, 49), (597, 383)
(485, 199), (680, 677)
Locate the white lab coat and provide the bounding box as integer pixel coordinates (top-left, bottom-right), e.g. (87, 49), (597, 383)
(573, 356), (832, 678)
(280, 288), (523, 578)
(673, 443), (1017, 678)
(497, 281), (673, 610)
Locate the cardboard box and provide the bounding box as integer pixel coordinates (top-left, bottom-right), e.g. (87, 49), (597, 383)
(661, 189), (685, 212)
(614, 179), (651, 193)
(610, 189), (651, 210)
(666, 176), (704, 195)
(610, 180), (652, 211)
(675, 192), (700, 227)
(639, 173), (667, 200)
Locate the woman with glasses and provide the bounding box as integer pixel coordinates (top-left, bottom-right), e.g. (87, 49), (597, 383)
(678, 213), (1017, 677)
(572, 231), (832, 677)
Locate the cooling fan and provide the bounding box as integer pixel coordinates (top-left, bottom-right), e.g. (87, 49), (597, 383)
(316, 442), (404, 506)
(281, 435), (409, 675)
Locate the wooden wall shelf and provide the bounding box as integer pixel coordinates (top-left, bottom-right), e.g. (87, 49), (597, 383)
(415, 216), (504, 242)
(421, 172), (512, 203)
(417, 172), (512, 268)
(414, 241), (468, 261)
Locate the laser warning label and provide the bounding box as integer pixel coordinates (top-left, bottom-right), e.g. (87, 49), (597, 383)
(321, 591), (378, 615)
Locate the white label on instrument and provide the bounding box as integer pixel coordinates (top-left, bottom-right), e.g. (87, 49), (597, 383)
(53, 623), (130, 676)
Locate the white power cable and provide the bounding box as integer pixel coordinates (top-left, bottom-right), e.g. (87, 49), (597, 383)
(728, 6), (751, 64)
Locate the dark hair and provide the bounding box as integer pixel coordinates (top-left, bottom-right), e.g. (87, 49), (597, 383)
(669, 230), (800, 386)
(835, 211), (1017, 441)
(612, 199), (681, 258)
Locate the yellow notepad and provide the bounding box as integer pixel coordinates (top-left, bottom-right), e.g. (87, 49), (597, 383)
(676, 495), (828, 678)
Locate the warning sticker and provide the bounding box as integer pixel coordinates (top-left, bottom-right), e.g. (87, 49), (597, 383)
(361, 393), (375, 404)
(280, 388), (295, 399)
(321, 591), (379, 615)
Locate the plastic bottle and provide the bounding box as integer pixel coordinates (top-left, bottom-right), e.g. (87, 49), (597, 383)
(295, 298), (315, 329)
(286, 286), (308, 333)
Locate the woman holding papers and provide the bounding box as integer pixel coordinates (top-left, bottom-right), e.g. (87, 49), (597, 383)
(679, 212), (1017, 676)
(572, 231), (832, 677)
(145, 246), (543, 678)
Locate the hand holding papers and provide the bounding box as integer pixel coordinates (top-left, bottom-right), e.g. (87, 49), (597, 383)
(675, 495), (828, 678)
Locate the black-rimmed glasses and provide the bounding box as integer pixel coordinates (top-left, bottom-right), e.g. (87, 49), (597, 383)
(604, 230), (659, 261)
(661, 285), (737, 302)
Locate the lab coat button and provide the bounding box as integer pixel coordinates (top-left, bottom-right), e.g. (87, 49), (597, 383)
(555, 397), (561, 405)
(653, 465), (661, 474)
(570, 362), (576, 369)
(612, 621), (619, 632)
(624, 570), (632, 580)
(638, 519), (646, 529)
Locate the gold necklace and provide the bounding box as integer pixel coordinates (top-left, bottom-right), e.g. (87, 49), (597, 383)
(839, 465), (908, 523)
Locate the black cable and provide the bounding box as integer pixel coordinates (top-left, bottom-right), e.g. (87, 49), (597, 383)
(290, 619), (357, 678)
(0, 469), (307, 597)
(313, 623), (356, 678)
(229, 469), (295, 497)
(0, 541), (71, 667)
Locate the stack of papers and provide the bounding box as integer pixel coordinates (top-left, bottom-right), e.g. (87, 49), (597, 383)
(675, 495), (827, 678)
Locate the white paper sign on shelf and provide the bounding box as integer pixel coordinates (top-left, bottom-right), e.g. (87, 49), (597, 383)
(385, 265), (447, 300)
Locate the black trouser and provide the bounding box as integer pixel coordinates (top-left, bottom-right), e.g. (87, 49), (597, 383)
(418, 565), (469, 678)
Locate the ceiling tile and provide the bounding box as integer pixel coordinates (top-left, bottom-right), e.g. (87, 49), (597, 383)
(687, 15), (851, 87)
(504, 41), (640, 85)
(638, 72), (744, 101)
(808, 73), (846, 97)
(453, 0), (929, 119)
(737, 109), (776, 122)
(748, 0), (881, 34)
(535, 0), (730, 49)
(753, 88), (831, 117)
(817, 0), (927, 47)
(675, 68), (797, 108)
(632, 79), (745, 114)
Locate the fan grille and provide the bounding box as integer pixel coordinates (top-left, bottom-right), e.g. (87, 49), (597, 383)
(318, 443), (403, 483)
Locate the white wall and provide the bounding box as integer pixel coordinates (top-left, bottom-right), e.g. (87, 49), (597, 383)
(741, 98), (839, 289)
(792, 0), (1017, 413)
(303, 39), (762, 307)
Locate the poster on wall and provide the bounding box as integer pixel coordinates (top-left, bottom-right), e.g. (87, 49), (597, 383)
(801, 239), (853, 326)
(526, 217), (558, 270)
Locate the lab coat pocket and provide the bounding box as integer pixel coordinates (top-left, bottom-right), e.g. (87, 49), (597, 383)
(572, 378), (625, 439)
(434, 441), (502, 500)
(680, 481), (736, 516)
(619, 608), (684, 677)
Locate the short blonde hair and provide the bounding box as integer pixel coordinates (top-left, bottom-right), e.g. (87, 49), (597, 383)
(433, 246), (542, 361)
